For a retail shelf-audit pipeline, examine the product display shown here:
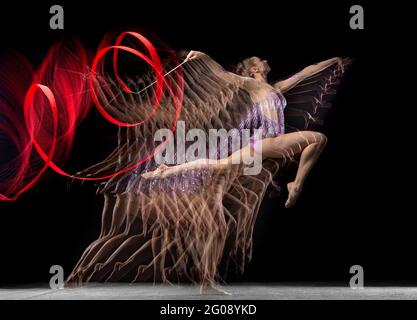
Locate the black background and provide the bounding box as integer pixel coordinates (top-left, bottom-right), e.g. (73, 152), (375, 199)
(0, 0), (412, 286)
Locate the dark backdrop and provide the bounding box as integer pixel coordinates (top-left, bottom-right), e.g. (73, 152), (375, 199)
(0, 1), (412, 285)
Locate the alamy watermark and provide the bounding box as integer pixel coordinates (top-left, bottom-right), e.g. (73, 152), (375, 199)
(349, 265), (364, 289)
(349, 5), (364, 30)
(154, 121), (263, 175)
(50, 5), (64, 30)
(49, 265), (64, 289)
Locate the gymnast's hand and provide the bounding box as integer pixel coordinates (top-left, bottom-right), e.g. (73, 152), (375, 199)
(185, 50), (206, 62)
(330, 57), (353, 73)
(333, 57), (345, 72)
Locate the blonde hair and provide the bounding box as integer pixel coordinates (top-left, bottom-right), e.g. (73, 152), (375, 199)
(235, 56), (262, 77)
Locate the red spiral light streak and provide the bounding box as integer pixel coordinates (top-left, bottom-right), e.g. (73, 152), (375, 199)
(0, 84), (58, 201)
(0, 31), (184, 201)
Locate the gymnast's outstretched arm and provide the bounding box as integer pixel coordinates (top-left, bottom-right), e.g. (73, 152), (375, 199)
(185, 50), (249, 81)
(274, 57), (343, 93)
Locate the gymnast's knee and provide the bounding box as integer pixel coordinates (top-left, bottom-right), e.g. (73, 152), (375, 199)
(316, 132), (328, 148)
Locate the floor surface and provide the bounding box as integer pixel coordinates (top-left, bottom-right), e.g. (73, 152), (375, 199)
(2, 283), (417, 300)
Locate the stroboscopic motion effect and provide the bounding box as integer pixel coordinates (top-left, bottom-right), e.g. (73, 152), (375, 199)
(0, 31), (351, 293)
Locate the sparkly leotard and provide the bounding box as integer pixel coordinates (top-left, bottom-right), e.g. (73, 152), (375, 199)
(133, 88), (286, 193)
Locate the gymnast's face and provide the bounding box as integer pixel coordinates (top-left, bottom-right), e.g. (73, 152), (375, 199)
(249, 57), (271, 80)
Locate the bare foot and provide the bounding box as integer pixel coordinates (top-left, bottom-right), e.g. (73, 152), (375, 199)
(141, 159), (220, 179)
(141, 163), (169, 179)
(285, 182), (302, 208)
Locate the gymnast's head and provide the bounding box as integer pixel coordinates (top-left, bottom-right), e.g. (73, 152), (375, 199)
(235, 56), (271, 81)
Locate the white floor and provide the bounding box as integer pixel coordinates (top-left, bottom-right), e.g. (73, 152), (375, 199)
(2, 283), (417, 300)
